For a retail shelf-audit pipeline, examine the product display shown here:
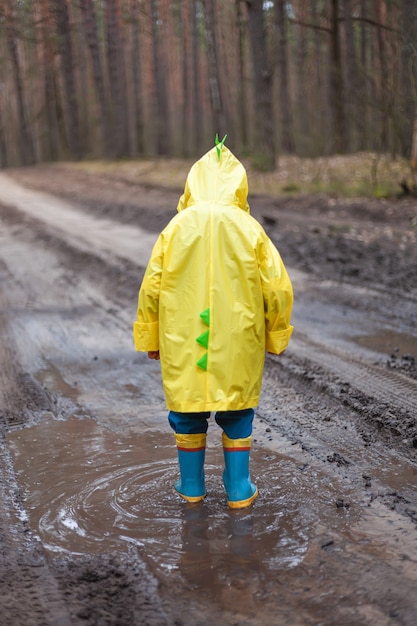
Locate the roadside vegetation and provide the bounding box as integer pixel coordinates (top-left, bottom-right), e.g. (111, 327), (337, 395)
(69, 153), (416, 199)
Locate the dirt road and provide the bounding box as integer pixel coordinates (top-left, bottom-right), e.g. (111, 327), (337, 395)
(1, 165), (417, 625)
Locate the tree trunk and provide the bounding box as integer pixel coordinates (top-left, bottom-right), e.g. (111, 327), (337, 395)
(78, 0), (114, 158)
(245, 0), (276, 171)
(149, 0), (170, 155)
(2, 1), (36, 165)
(105, 0), (130, 157)
(411, 113), (417, 170)
(179, 0), (190, 156)
(49, 0), (83, 159)
(375, 0), (389, 151)
(275, 0), (294, 153)
(329, 0), (346, 153)
(358, 0), (369, 150)
(0, 94), (8, 168)
(294, 0), (310, 155)
(189, 1), (203, 154)
(72, 1), (89, 150)
(311, 0), (329, 154)
(236, 0), (249, 151)
(401, 0), (417, 160)
(32, 0), (59, 161)
(129, 0), (144, 154)
(202, 0), (227, 138)
(341, 0), (358, 152)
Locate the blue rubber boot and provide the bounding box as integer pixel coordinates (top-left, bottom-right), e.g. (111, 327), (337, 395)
(174, 433), (206, 503)
(222, 433), (258, 509)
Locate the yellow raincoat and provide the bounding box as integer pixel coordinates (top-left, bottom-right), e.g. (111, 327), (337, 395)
(134, 145), (293, 412)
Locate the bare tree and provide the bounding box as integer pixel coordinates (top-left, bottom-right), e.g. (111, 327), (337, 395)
(202, 0), (227, 137)
(236, 0), (249, 151)
(245, 0), (275, 170)
(329, 0), (346, 153)
(49, 0), (83, 159)
(149, 0), (170, 154)
(357, 0), (370, 150)
(342, 0), (358, 152)
(294, 0), (310, 155)
(189, 0), (204, 154)
(274, 0), (294, 154)
(31, 0), (59, 161)
(0, 92), (7, 167)
(72, 1), (89, 146)
(105, 0), (130, 157)
(374, 0), (389, 151)
(78, 0), (113, 158)
(129, 0), (145, 154)
(1, 0), (35, 165)
(310, 0), (330, 154)
(178, 0), (190, 155)
(401, 0), (417, 162)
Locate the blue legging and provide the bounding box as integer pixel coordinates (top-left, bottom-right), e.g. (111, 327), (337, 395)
(168, 409), (254, 439)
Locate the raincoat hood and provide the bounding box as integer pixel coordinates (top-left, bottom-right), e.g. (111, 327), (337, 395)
(176, 145), (250, 214)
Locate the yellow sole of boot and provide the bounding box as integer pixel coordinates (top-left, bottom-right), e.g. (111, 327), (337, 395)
(227, 487), (258, 509)
(175, 488), (206, 503)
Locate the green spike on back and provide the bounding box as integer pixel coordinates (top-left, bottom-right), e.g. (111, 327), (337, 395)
(200, 308), (210, 327)
(197, 353), (208, 371)
(197, 309), (210, 370)
(215, 133), (227, 160)
(196, 330), (209, 349)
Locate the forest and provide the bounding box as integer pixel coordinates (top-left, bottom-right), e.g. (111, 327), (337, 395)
(0, 0), (416, 171)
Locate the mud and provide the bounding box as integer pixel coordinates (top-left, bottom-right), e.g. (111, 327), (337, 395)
(0, 165), (417, 625)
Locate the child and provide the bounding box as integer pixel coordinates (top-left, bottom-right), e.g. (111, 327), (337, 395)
(133, 139), (293, 508)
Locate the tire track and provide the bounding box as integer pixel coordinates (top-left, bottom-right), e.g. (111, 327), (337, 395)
(290, 333), (417, 413)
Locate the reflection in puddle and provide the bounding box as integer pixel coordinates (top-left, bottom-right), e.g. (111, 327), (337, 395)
(8, 417), (357, 595)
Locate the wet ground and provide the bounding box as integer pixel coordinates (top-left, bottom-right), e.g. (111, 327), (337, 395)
(0, 164), (417, 625)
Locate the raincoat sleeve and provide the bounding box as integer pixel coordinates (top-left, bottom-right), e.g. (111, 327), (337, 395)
(259, 236), (294, 355)
(133, 235), (164, 352)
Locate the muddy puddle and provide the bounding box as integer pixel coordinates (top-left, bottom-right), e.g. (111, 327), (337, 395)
(8, 415), (417, 624)
(7, 417), (358, 569)
(352, 328), (417, 358)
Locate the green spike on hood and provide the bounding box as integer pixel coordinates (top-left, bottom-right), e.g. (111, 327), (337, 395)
(215, 133), (227, 160)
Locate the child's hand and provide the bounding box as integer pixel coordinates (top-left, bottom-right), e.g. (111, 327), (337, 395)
(148, 351), (160, 360)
